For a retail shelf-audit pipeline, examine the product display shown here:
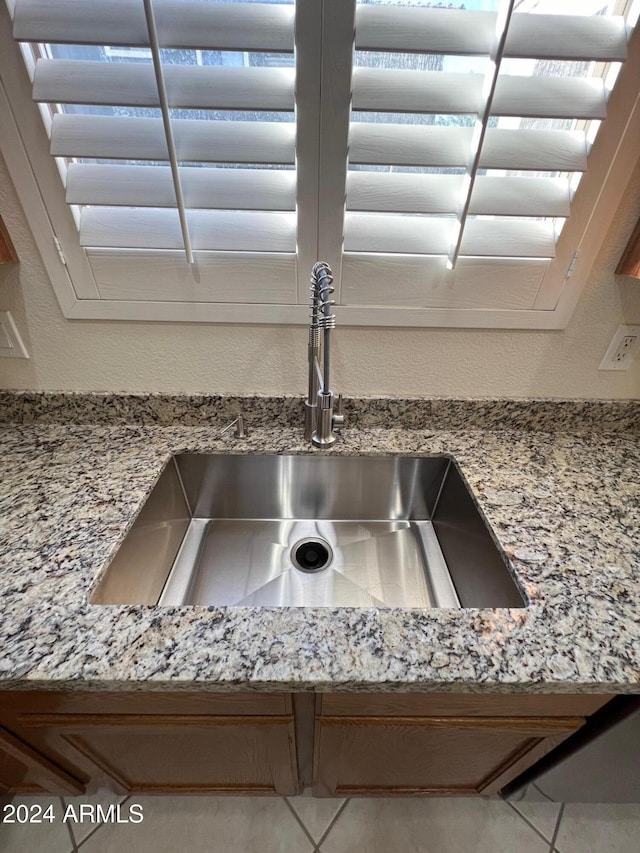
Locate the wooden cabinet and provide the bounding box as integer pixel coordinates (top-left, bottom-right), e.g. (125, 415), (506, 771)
(0, 215), (18, 264)
(0, 689), (613, 798)
(0, 692), (299, 796)
(312, 693), (613, 797)
(0, 725), (83, 795)
(616, 215), (640, 277)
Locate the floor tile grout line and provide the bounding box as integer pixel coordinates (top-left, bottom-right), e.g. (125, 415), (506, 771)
(506, 800), (557, 848)
(315, 798), (350, 850)
(531, 782), (557, 804)
(282, 796), (319, 851)
(60, 797), (79, 853)
(548, 802), (565, 853)
(75, 795), (131, 850)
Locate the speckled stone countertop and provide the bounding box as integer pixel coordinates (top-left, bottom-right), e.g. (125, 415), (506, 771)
(0, 393), (638, 694)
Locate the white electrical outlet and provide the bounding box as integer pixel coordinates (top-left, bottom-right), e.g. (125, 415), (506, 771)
(598, 324), (640, 371)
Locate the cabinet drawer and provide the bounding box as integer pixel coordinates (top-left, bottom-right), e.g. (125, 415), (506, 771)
(319, 693), (612, 719)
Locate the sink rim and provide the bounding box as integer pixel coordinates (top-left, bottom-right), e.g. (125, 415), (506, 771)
(89, 451), (528, 610)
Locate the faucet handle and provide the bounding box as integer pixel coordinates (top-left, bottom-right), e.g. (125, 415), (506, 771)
(333, 394), (345, 429)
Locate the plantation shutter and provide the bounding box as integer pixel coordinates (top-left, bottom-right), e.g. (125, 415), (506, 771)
(2, 0), (638, 326)
(9, 0), (318, 306)
(320, 0), (631, 315)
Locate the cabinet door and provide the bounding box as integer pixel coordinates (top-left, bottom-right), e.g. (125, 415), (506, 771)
(314, 715), (582, 797)
(14, 714), (299, 796)
(1, 693), (299, 796)
(0, 726), (84, 795)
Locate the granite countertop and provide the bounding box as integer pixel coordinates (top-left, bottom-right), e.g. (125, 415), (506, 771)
(0, 393), (638, 695)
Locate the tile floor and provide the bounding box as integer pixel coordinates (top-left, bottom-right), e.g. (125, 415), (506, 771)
(1, 793), (639, 853)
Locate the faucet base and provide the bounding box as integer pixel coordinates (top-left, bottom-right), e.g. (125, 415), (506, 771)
(311, 431), (337, 448)
(311, 392), (337, 447)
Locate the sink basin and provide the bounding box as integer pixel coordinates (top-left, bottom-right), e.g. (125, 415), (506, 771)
(91, 454), (525, 609)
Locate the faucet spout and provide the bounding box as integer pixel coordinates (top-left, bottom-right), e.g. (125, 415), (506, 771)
(306, 262), (344, 447)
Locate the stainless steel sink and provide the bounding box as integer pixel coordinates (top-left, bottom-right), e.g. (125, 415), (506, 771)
(91, 454), (526, 609)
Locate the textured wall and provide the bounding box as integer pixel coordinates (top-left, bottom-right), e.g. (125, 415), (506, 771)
(1, 152), (639, 398)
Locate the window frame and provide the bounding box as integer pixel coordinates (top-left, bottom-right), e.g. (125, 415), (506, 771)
(0, 0), (639, 329)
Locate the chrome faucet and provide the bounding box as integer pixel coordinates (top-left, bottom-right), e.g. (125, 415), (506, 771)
(305, 261), (344, 447)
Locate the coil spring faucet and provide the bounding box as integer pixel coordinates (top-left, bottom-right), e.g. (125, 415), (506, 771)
(305, 261), (344, 447)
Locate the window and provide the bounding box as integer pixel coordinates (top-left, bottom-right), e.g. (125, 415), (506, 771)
(0, 0), (639, 328)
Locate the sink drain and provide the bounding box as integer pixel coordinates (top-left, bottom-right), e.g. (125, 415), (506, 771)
(291, 538), (333, 573)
